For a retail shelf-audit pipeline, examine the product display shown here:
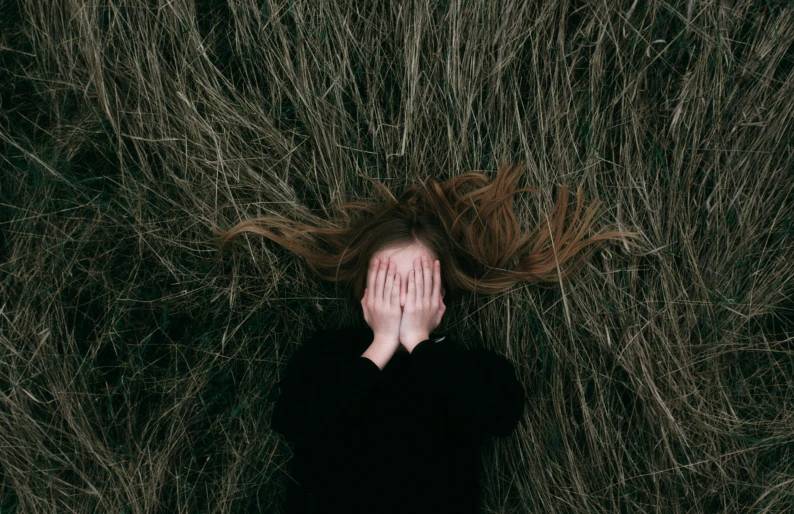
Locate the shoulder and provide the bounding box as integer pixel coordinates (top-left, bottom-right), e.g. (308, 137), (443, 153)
(463, 345), (517, 369)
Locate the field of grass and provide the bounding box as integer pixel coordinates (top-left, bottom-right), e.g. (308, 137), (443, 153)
(1, 0), (793, 512)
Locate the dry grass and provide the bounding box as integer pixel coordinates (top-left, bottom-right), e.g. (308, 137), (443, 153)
(1, 0), (793, 512)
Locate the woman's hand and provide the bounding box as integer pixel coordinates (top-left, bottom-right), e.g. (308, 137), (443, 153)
(399, 256), (446, 351)
(361, 257), (402, 346)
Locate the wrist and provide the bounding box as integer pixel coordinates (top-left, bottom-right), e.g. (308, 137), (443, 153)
(363, 336), (399, 371)
(401, 333), (430, 353)
(373, 334), (399, 347)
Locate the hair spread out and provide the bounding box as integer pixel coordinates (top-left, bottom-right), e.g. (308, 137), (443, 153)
(213, 164), (642, 306)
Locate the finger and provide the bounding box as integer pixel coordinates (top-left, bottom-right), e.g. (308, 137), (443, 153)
(432, 259), (441, 302)
(413, 257), (423, 302)
(422, 256), (432, 300)
(367, 258), (379, 299)
(407, 269), (415, 307)
(401, 273), (406, 308)
(368, 258), (379, 303)
(384, 261), (395, 302)
(391, 273), (400, 307)
(376, 257), (388, 301)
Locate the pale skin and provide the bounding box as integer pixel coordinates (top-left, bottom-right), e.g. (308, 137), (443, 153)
(361, 242), (446, 355)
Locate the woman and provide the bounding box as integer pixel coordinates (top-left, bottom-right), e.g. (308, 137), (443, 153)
(215, 164), (640, 513)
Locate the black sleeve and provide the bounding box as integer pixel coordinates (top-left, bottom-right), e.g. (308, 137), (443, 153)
(410, 339), (525, 439)
(269, 329), (382, 444)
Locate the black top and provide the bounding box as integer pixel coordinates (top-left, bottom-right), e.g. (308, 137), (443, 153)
(270, 325), (525, 514)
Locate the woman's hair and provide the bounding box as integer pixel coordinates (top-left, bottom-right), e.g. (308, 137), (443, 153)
(213, 164), (642, 306)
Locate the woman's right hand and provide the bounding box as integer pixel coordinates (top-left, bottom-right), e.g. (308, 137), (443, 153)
(361, 257), (402, 346)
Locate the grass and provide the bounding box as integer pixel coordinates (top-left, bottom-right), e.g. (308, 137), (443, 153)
(1, 0), (793, 512)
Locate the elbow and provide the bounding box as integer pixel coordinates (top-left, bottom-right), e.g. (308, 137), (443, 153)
(488, 377), (526, 438)
(270, 384), (304, 442)
(270, 401), (297, 440)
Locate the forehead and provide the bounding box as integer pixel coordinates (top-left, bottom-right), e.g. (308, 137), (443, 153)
(371, 243), (436, 262)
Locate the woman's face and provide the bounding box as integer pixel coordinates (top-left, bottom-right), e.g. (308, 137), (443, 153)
(370, 242), (444, 309)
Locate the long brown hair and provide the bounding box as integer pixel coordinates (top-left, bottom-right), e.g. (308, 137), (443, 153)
(213, 164), (642, 306)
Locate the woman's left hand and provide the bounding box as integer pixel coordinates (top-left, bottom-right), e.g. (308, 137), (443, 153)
(399, 256), (446, 352)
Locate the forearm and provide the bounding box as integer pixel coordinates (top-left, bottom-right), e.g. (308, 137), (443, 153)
(272, 330), (384, 442)
(408, 341), (526, 438)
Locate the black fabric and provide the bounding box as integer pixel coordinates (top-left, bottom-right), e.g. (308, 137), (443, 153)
(270, 325), (525, 514)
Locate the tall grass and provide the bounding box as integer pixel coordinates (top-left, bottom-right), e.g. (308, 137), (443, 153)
(1, 0), (793, 512)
